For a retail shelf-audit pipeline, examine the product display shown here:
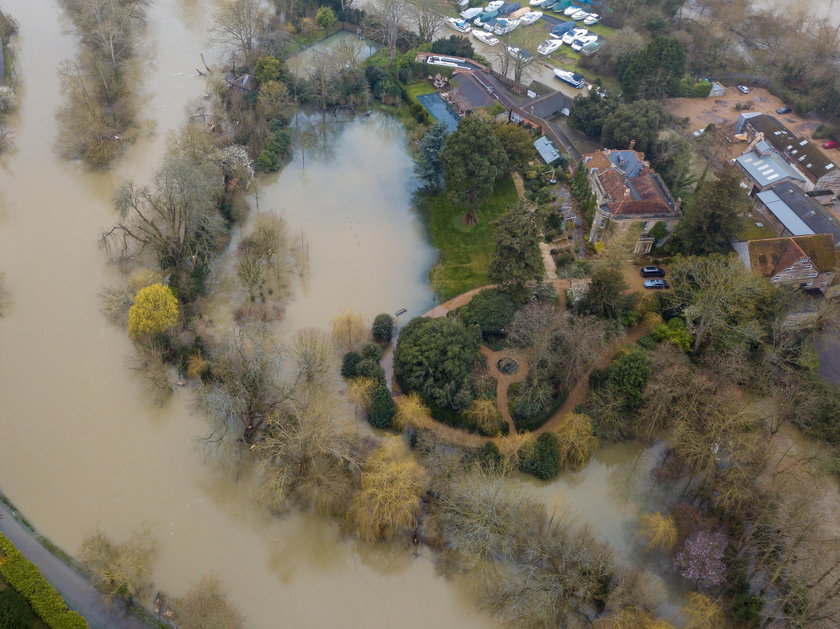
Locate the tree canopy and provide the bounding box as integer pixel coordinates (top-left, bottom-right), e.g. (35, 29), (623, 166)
(601, 100), (666, 155)
(441, 116), (508, 223)
(414, 123), (448, 190)
(576, 267), (628, 320)
(487, 205), (544, 300)
(568, 91), (621, 139)
(669, 167), (747, 255)
(459, 288), (517, 339)
(127, 283), (179, 338)
(618, 36), (686, 101)
(393, 316), (480, 411)
(493, 124), (536, 172)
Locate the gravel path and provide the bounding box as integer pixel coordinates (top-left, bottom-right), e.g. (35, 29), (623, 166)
(0, 500), (152, 629)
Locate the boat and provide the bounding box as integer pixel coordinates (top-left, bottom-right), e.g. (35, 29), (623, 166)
(492, 18), (520, 34)
(446, 17), (472, 33)
(563, 5), (581, 16)
(550, 20), (576, 38)
(506, 45), (533, 62)
(570, 34), (597, 51)
(537, 38), (562, 54)
(570, 9), (588, 20)
(472, 28), (500, 46)
(474, 10), (500, 26)
(426, 55), (463, 67)
(485, 0), (505, 10)
(529, 0), (549, 5)
(519, 11), (543, 25)
(562, 27), (588, 44)
(460, 7), (483, 19)
(583, 12), (600, 25)
(554, 68), (585, 88)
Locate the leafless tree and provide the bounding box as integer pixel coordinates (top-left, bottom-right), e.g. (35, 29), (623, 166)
(368, 0), (409, 66)
(213, 0), (269, 66)
(173, 575), (245, 629)
(79, 526), (158, 604)
(407, 0), (442, 43)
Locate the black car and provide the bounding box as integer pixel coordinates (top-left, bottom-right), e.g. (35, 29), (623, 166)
(640, 265), (666, 278)
(776, 106), (792, 114)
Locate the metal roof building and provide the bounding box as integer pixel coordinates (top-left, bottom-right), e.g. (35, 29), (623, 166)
(534, 136), (562, 164)
(736, 148), (806, 190)
(755, 182), (840, 244)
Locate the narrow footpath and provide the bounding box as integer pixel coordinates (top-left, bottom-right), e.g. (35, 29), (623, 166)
(0, 500), (151, 629)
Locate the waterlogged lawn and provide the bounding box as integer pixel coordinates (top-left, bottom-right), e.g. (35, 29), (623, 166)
(419, 176), (518, 300)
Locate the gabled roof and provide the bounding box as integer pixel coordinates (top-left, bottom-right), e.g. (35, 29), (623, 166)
(756, 181), (840, 244)
(743, 114), (837, 182)
(747, 234), (836, 276)
(534, 136), (562, 164)
(582, 149), (646, 177)
(523, 90), (573, 119)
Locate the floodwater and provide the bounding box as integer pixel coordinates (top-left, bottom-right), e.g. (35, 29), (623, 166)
(756, 0), (840, 24)
(0, 1), (677, 628)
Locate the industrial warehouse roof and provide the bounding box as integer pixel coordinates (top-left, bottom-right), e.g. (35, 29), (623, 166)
(756, 182), (840, 243)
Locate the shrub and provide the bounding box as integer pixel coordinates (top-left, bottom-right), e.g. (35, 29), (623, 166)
(315, 6), (336, 29)
(127, 283), (179, 338)
(256, 149), (279, 172)
(371, 313), (394, 345)
(0, 534), (89, 629)
(518, 432), (561, 480)
(341, 352), (362, 379)
(652, 317), (692, 352)
(361, 343), (382, 361)
(636, 334), (657, 350)
(368, 382), (396, 429)
(476, 442), (504, 471)
(355, 358), (385, 383)
(607, 349), (651, 410)
(459, 289), (517, 339)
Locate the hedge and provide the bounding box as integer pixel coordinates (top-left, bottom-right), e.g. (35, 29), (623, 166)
(0, 534), (89, 629)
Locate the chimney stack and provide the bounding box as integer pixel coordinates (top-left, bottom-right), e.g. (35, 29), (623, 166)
(628, 139), (636, 150)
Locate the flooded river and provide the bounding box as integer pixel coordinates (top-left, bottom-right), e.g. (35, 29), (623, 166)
(0, 1), (677, 627)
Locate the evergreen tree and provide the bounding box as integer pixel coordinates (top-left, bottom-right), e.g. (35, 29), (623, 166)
(487, 206), (544, 301)
(576, 267), (628, 319)
(670, 167), (747, 255)
(601, 100), (666, 155)
(414, 123), (449, 189)
(492, 124), (536, 172)
(441, 116), (508, 223)
(368, 382), (396, 429)
(568, 90), (620, 138)
(619, 36), (686, 101)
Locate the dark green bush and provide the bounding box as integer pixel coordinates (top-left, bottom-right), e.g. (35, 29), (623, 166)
(476, 442), (504, 471)
(355, 358), (385, 383)
(636, 334), (657, 350)
(368, 382), (396, 429)
(361, 343), (382, 361)
(372, 313), (395, 345)
(459, 289), (517, 339)
(341, 352), (362, 379)
(0, 534), (89, 629)
(518, 432), (561, 480)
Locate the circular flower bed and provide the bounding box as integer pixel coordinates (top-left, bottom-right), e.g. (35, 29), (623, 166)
(497, 356), (519, 375)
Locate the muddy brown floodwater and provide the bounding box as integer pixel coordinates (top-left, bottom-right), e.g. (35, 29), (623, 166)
(0, 1), (686, 627)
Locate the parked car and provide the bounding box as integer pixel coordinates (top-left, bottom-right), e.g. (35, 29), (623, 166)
(776, 105), (792, 114)
(643, 279), (669, 289)
(736, 85), (750, 94)
(472, 28), (500, 46)
(446, 17), (472, 33)
(693, 127), (705, 137)
(519, 11), (543, 25)
(640, 266), (666, 278)
(823, 140), (839, 149)
(537, 38), (562, 55)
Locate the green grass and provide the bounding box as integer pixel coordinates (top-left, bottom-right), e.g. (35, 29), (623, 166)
(736, 213), (778, 241)
(406, 81), (437, 101)
(419, 176), (519, 300)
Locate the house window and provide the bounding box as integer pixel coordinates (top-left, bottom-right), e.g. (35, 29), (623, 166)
(598, 218), (606, 229)
(772, 275), (781, 281)
(807, 272), (819, 278)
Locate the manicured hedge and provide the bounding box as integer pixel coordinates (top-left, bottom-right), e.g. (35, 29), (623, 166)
(0, 534), (88, 629)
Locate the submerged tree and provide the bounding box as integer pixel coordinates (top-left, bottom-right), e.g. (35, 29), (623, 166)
(79, 527), (158, 604)
(173, 575), (245, 629)
(127, 283), (179, 338)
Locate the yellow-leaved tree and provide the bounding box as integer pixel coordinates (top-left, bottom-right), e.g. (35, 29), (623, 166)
(127, 283), (179, 338)
(348, 437), (427, 543)
(555, 412), (599, 470)
(638, 512), (678, 551)
(464, 397), (505, 436)
(594, 608), (675, 629)
(683, 592), (724, 629)
(393, 392), (429, 431)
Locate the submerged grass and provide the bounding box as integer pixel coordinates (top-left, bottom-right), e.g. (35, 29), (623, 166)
(418, 176), (518, 300)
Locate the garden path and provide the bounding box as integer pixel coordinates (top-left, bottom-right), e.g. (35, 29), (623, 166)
(478, 346), (529, 435)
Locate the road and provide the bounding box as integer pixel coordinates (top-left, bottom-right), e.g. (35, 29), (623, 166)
(0, 500), (152, 629)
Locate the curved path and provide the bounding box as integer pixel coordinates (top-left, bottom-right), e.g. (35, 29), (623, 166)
(383, 282), (650, 449)
(0, 500), (151, 629)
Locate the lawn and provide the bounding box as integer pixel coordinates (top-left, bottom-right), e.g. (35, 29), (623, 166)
(736, 213), (778, 241)
(0, 577), (49, 629)
(419, 175), (519, 300)
(406, 81), (437, 101)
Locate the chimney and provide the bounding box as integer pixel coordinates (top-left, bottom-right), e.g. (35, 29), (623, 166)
(629, 139), (636, 150)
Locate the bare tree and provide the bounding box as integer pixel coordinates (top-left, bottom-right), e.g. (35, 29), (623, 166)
(213, 0), (269, 66)
(173, 575), (245, 629)
(331, 308), (367, 353)
(368, 0), (409, 66)
(407, 0), (442, 43)
(79, 527), (158, 604)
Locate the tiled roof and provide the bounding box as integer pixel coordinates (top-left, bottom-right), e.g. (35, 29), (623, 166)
(607, 199), (674, 216)
(747, 234), (836, 276)
(599, 168), (628, 201)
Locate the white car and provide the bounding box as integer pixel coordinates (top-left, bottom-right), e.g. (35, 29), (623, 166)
(460, 7), (483, 19)
(562, 27), (588, 44)
(446, 17), (471, 33)
(570, 34), (598, 51)
(583, 13), (600, 25)
(472, 28), (500, 46)
(563, 5), (581, 16)
(519, 11), (543, 25)
(485, 0), (505, 10)
(570, 9), (588, 20)
(537, 38), (562, 55)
